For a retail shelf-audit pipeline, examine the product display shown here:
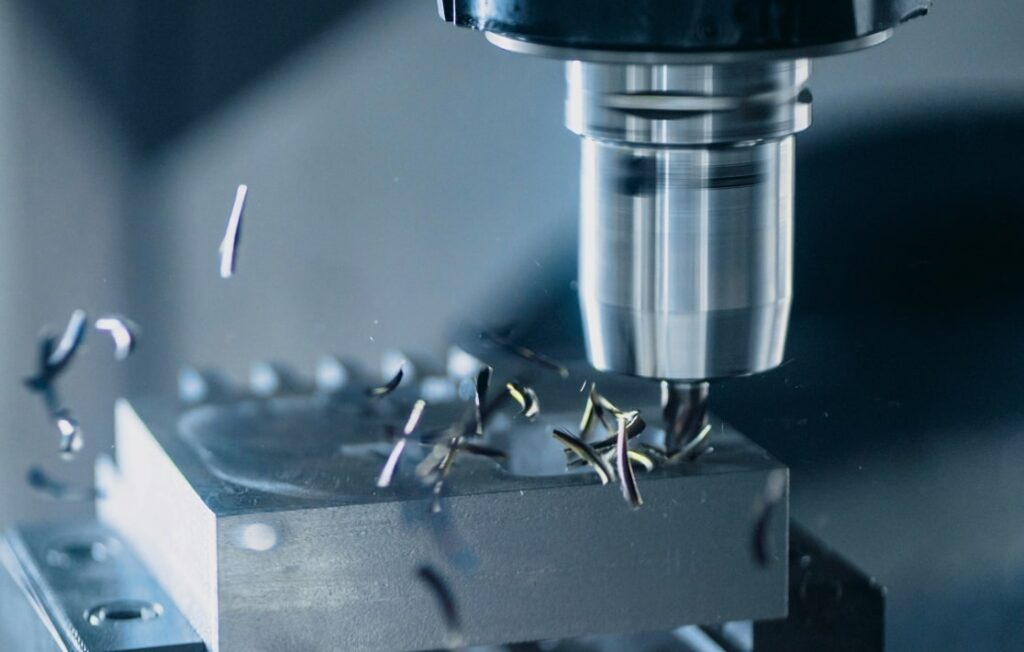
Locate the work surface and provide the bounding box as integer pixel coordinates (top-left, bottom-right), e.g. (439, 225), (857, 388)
(98, 392), (788, 652)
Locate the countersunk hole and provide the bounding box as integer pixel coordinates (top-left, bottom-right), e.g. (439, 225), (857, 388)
(46, 537), (121, 569)
(86, 600), (163, 626)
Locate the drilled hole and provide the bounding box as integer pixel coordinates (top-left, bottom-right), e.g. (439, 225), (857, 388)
(86, 600), (163, 626)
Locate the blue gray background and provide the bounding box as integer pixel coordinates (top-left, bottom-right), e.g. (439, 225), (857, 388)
(0, 1), (1022, 649)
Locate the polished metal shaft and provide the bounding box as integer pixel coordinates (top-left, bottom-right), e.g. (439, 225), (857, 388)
(570, 60), (808, 380)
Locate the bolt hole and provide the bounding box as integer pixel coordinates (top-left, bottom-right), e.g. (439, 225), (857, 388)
(86, 600), (163, 626)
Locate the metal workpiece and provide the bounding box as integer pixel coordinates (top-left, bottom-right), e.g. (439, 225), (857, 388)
(97, 394), (788, 652)
(0, 521), (204, 652)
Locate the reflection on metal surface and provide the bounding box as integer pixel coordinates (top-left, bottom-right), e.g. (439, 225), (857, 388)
(752, 469), (788, 568)
(377, 399), (427, 488)
(177, 394), (470, 500)
(552, 427), (612, 484)
(416, 564), (463, 648)
(446, 346), (486, 381)
(249, 361), (309, 398)
(47, 309), (89, 372)
(506, 381), (540, 419)
(24, 310), (91, 459)
(615, 415), (643, 509)
(572, 60), (802, 379)
(448, 0), (918, 386)
(177, 366), (236, 405)
(233, 523), (278, 552)
(483, 30), (894, 64)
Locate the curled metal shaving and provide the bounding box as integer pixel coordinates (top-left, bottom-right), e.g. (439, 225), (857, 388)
(416, 564), (463, 647)
(552, 428), (612, 485)
(668, 422), (713, 463)
(480, 331), (569, 378)
(365, 365), (404, 398)
(473, 366), (492, 436)
(589, 411), (646, 453)
(615, 416), (643, 509)
(578, 383), (600, 442)
(26, 310), (87, 394)
(638, 443), (669, 463)
(24, 348), (60, 414)
(376, 400), (427, 488)
(626, 450), (655, 472)
(219, 184), (247, 279)
(249, 361), (310, 398)
(415, 396), (513, 511)
(55, 410), (83, 460)
(378, 446), (412, 489)
(48, 310), (88, 371)
(402, 400), (428, 436)
(506, 381), (540, 419)
(568, 447), (656, 472)
(417, 423), (464, 514)
(95, 315), (139, 361)
(24, 313), (90, 460)
(584, 387), (630, 437)
(36, 335), (56, 379)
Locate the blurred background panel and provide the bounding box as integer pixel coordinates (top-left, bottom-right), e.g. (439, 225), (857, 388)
(0, 0), (129, 527)
(143, 1), (575, 394)
(0, 1), (1021, 650)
